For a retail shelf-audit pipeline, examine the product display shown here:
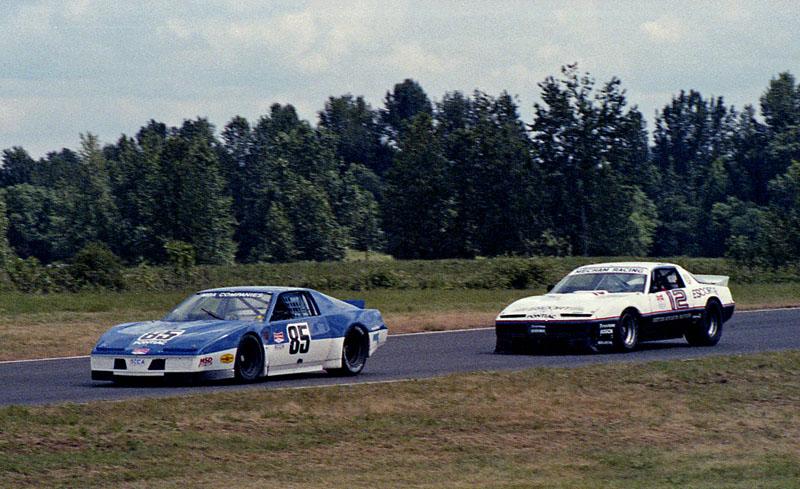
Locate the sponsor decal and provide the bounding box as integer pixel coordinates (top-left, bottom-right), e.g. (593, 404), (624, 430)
(133, 348), (149, 355)
(199, 357), (213, 367)
(133, 330), (185, 346)
(573, 266), (647, 275)
(692, 286), (717, 299)
(220, 354), (234, 364)
(198, 292), (269, 298)
(130, 358), (146, 367)
(528, 313), (557, 320)
(273, 332), (285, 343)
(652, 312), (693, 323)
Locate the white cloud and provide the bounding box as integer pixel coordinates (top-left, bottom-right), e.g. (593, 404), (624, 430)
(2, 1), (800, 157)
(384, 42), (458, 76)
(0, 98), (25, 134)
(640, 16), (683, 42)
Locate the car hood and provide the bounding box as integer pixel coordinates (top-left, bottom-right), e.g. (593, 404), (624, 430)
(496, 291), (633, 320)
(92, 319), (249, 355)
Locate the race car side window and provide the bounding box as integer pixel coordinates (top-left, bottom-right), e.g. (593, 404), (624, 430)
(650, 268), (686, 293)
(271, 292), (319, 321)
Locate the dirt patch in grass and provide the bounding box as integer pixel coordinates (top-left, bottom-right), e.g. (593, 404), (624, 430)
(384, 311), (495, 334)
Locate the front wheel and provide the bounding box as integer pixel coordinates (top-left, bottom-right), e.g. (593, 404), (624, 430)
(686, 302), (723, 346)
(329, 326), (368, 376)
(614, 311), (639, 352)
(234, 335), (264, 382)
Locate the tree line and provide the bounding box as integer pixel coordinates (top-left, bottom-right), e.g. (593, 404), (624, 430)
(2, 64), (800, 269)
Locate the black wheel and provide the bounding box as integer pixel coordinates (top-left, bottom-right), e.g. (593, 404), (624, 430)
(686, 302), (723, 346)
(329, 326), (368, 376)
(614, 310), (639, 352)
(234, 334), (264, 382)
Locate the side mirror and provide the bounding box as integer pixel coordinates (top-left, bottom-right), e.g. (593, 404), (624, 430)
(546, 284), (554, 292)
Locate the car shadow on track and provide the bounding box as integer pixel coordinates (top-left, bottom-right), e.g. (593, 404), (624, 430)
(494, 340), (690, 357)
(90, 371), (336, 389)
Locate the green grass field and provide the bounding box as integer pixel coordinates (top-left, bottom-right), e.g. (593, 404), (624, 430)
(2, 257), (799, 487)
(1, 352), (798, 488)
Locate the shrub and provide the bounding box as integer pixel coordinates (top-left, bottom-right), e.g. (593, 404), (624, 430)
(491, 258), (546, 289)
(68, 242), (126, 290)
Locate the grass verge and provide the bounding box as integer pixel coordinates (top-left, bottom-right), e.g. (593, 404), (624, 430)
(1, 351), (799, 488)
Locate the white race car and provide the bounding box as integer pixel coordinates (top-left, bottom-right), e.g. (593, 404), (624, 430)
(495, 262), (735, 353)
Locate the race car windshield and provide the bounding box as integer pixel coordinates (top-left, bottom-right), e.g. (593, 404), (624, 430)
(163, 292), (273, 322)
(550, 273), (646, 294)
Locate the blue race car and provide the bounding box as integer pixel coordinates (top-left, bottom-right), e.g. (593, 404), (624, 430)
(91, 286), (388, 383)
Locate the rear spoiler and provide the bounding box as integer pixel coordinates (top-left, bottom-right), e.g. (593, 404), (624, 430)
(694, 275), (729, 287)
(343, 300), (365, 309)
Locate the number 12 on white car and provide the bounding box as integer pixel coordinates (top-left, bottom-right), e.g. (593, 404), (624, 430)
(665, 289), (688, 310)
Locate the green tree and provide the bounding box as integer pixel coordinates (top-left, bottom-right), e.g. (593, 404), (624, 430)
(650, 90), (737, 256)
(226, 108), (347, 262)
(380, 79), (433, 146)
(62, 133), (119, 256)
(0, 193), (12, 266)
(152, 119), (237, 264)
(531, 64), (653, 256)
(318, 94), (391, 175)
(437, 90), (539, 257)
(2, 184), (69, 262)
(383, 113), (458, 259)
(0, 147), (36, 187)
(105, 127), (164, 263)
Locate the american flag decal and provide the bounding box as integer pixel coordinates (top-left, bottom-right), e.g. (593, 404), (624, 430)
(273, 332), (285, 343)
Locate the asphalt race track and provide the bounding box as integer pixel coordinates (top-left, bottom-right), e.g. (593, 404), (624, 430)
(2, 308), (799, 406)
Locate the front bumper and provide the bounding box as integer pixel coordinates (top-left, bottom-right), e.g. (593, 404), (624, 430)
(495, 319), (617, 350)
(91, 348), (237, 383)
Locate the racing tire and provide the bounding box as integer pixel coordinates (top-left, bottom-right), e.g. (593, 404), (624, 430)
(686, 301), (723, 347)
(614, 310), (639, 352)
(234, 334), (264, 382)
(329, 326), (368, 376)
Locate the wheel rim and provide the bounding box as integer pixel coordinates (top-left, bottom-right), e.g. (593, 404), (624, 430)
(237, 337), (261, 379)
(621, 315), (637, 347)
(706, 309), (719, 337)
(343, 329), (365, 370)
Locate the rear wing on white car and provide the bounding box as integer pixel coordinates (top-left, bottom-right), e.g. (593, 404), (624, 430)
(694, 274), (730, 287)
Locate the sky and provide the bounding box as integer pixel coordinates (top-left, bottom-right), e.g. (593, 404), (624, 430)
(2, 0), (800, 159)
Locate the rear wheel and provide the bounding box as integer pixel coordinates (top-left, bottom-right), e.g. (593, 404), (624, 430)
(614, 310), (639, 352)
(686, 302), (723, 346)
(329, 326), (368, 376)
(234, 335), (264, 382)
